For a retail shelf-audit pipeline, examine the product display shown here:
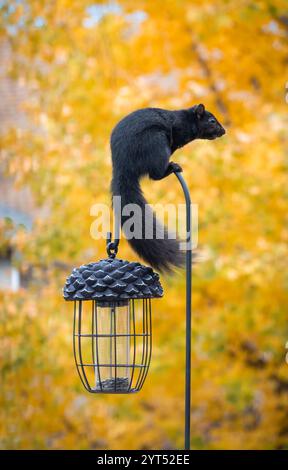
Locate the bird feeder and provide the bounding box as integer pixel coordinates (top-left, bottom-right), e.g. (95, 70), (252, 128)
(63, 170), (193, 449)
(63, 253), (163, 394)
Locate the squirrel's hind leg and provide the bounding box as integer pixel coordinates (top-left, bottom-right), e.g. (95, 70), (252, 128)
(146, 133), (172, 181)
(150, 160), (183, 180)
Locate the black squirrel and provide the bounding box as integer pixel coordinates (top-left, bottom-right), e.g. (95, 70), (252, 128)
(110, 104), (225, 273)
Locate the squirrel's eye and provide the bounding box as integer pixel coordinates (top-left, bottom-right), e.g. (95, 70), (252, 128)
(209, 118), (216, 124)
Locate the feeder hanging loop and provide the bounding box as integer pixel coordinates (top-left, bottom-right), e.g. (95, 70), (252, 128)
(106, 231), (119, 258)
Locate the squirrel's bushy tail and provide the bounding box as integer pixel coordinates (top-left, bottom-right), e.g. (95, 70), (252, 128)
(111, 174), (185, 273)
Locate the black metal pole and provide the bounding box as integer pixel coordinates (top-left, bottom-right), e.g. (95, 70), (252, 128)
(174, 171), (192, 451)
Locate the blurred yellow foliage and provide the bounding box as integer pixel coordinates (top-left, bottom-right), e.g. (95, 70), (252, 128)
(0, 0), (288, 450)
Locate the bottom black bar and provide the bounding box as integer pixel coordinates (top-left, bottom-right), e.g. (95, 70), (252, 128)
(0, 450), (287, 466)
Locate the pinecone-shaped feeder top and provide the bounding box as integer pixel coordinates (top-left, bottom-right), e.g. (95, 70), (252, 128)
(63, 257), (163, 302)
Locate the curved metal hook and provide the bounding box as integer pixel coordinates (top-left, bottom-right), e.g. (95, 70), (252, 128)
(174, 169), (192, 451)
(106, 231), (120, 258)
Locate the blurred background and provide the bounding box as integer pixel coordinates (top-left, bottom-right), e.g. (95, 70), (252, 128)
(0, 0), (288, 450)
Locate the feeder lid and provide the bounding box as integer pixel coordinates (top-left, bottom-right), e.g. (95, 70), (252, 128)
(63, 257), (163, 302)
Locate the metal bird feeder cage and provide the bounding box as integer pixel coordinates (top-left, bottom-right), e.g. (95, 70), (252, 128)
(63, 256), (163, 394)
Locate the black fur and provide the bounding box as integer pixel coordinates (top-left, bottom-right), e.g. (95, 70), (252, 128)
(110, 104), (225, 273)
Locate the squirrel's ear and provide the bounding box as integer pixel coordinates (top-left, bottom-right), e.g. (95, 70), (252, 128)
(196, 104), (205, 119)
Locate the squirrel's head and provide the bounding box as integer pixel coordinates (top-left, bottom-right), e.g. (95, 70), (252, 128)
(191, 104), (226, 140)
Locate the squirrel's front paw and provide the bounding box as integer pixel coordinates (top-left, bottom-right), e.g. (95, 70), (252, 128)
(169, 162), (183, 173)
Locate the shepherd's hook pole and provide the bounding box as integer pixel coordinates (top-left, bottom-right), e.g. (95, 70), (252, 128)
(174, 170), (192, 451)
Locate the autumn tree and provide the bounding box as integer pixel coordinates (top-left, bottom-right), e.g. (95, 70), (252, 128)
(0, 0), (288, 449)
